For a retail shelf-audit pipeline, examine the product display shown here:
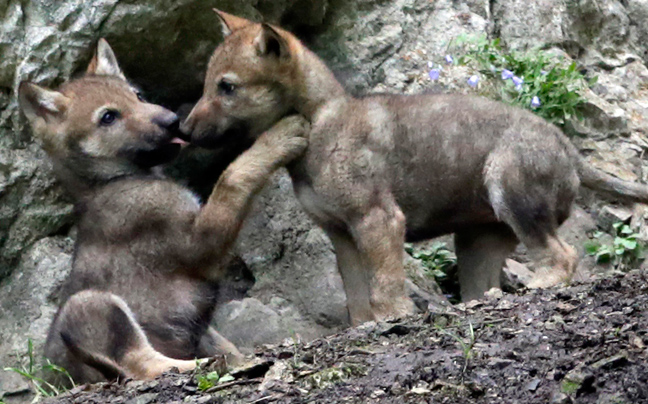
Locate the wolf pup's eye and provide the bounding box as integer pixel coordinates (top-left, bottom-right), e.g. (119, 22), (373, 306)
(218, 80), (236, 96)
(135, 91), (146, 102)
(100, 110), (119, 126)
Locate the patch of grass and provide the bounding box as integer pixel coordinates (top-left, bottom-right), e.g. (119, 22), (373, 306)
(450, 34), (596, 127)
(3, 339), (74, 398)
(435, 321), (476, 374)
(585, 222), (646, 270)
(561, 378), (580, 395)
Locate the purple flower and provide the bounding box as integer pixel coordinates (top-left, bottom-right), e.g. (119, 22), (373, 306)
(428, 69), (440, 81)
(445, 54), (454, 64)
(531, 96), (541, 108)
(541, 70), (548, 76)
(467, 75), (479, 88)
(512, 76), (524, 91)
(501, 69), (514, 80)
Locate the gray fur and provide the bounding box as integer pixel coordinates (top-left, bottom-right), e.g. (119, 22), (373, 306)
(19, 40), (308, 384)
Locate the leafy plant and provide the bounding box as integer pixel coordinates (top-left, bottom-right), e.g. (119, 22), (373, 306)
(195, 365), (234, 392)
(196, 370), (221, 391)
(405, 242), (457, 280)
(3, 339), (74, 398)
(449, 34), (596, 126)
(585, 222), (646, 270)
(405, 242), (460, 302)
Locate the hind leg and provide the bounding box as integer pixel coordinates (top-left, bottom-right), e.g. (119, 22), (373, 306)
(492, 192), (579, 290)
(45, 290), (199, 384)
(455, 223), (519, 302)
(484, 136), (580, 290)
(524, 236), (578, 288)
(487, 184), (579, 290)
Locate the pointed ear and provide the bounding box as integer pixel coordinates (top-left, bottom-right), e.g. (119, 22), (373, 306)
(18, 81), (70, 127)
(254, 24), (290, 59)
(213, 9), (252, 37)
(86, 38), (126, 79)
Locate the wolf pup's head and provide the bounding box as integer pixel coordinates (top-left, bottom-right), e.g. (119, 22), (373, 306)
(19, 39), (186, 188)
(180, 11), (304, 149)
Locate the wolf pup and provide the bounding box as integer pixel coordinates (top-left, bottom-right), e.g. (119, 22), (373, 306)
(181, 11), (648, 326)
(18, 39), (308, 384)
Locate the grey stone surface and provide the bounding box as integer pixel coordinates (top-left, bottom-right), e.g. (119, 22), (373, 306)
(0, 236), (73, 402)
(213, 172), (348, 349)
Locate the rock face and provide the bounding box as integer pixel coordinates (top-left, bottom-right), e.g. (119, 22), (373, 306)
(4, 0), (648, 400)
(0, 237), (73, 399)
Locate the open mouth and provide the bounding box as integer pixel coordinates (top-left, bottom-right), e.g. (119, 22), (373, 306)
(170, 137), (189, 147)
(127, 129), (191, 168)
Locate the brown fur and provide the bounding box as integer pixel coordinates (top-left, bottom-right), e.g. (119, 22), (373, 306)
(182, 13), (648, 326)
(18, 39), (308, 384)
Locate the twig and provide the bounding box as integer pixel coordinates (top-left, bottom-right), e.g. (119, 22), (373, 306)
(248, 395), (277, 404)
(204, 377), (262, 393)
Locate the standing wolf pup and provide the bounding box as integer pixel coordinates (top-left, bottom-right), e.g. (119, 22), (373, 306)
(18, 39), (308, 384)
(181, 11), (648, 326)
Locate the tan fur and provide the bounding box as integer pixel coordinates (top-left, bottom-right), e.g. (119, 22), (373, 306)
(18, 39), (308, 384)
(182, 14), (648, 325)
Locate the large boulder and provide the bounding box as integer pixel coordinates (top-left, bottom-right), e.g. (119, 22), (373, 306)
(214, 172), (348, 349)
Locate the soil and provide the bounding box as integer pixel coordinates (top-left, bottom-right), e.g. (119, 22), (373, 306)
(46, 270), (648, 404)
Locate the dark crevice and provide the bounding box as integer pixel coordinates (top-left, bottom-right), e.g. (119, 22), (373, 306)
(489, 0), (499, 39)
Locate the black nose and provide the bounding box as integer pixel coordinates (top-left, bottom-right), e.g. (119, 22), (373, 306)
(153, 112), (179, 132)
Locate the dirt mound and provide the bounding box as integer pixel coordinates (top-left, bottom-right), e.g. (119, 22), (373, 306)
(46, 270), (648, 404)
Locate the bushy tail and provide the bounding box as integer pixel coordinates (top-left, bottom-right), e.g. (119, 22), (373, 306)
(60, 331), (127, 381)
(578, 160), (648, 203)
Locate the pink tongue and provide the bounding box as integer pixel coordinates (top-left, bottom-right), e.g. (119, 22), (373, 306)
(170, 137), (189, 146)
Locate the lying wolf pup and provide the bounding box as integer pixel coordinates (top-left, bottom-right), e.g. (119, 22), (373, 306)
(181, 11), (648, 325)
(18, 39), (308, 383)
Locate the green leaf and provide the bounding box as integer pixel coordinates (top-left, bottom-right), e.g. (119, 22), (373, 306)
(219, 374), (235, 384)
(622, 239), (638, 250)
(584, 241), (601, 255)
(620, 225), (633, 235)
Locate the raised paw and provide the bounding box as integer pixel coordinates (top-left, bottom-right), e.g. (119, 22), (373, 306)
(258, 115), (310, 166)
(271, 115), (310, 140)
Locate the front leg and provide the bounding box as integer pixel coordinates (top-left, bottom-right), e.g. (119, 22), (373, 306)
(348, 195), (415, 323)
(197, 326), (245, 366)
(326, 228), (374, 325)
(186, 115), (309, 275)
